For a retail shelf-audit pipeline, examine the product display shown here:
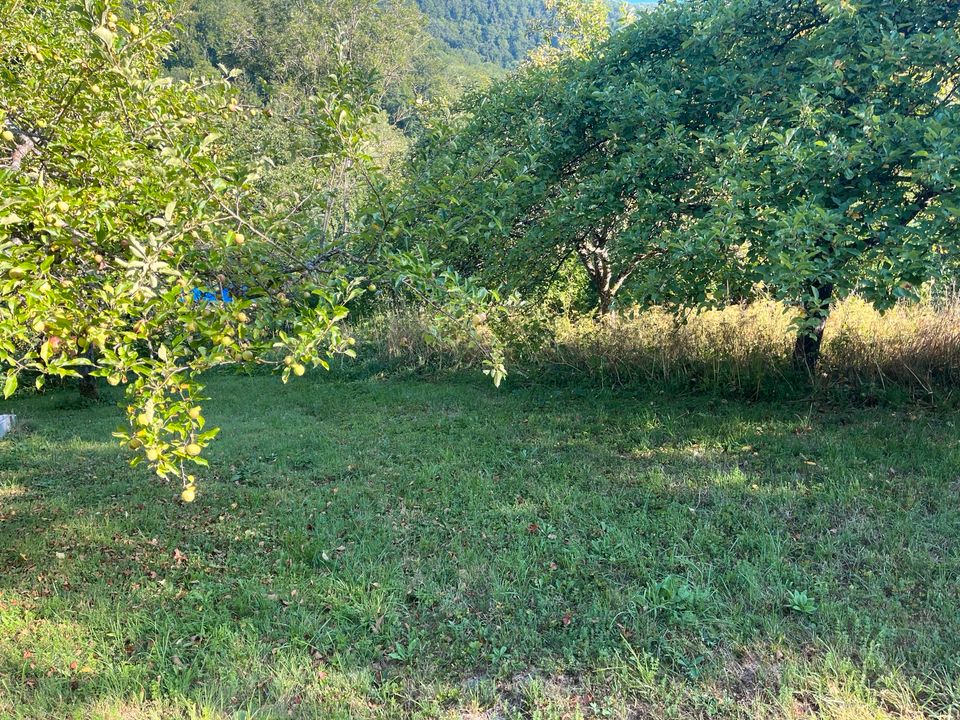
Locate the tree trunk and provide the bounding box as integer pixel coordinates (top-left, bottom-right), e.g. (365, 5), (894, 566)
(577, 240), (615, 318)
(597, 282), (614, 317)
(78, 372), (99, 401)
(792, 282), (834, 372)
(78, 350), (99, 401)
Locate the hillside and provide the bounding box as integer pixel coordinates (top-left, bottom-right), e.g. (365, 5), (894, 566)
(416, 0), (660, 67)
(414, 0), (543, 67)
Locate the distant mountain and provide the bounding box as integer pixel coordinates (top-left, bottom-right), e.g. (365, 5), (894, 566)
(416, 0), (661, 68)
(414, 0), (543, 67)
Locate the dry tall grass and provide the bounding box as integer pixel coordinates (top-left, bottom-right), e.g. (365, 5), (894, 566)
(355, 295), (960, 401)
(822, 296), (960, 394)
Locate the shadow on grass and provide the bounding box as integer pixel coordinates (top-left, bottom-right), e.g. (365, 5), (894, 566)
(1, 374), (959, 717)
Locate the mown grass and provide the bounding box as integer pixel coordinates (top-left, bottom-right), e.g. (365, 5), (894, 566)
(1, 372), (959, 718)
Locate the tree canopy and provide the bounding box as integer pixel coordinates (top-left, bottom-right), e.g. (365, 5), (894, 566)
(398, 0), (960, 364)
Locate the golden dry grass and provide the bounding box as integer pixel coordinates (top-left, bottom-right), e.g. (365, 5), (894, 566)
(358, 295), (960, 400)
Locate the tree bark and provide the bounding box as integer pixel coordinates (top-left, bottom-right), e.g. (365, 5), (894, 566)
(588, 257), (615, 318)
(3, 124), (36, 171)
(792, 282), (834, 372)
(576, 235), (615, 317)
(78, 373), (99, 400)
(8, 135), (35, 170)
(77, 350), (99, 401)
(597, 283), (613, 317)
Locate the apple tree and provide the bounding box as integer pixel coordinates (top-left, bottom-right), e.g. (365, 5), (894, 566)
(0, 0), (502, 499)
(693, 0), (960, 368)
(396, 0), (960, 368)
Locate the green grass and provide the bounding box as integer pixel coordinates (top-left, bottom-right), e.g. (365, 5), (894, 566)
(1, 372), (959, 718)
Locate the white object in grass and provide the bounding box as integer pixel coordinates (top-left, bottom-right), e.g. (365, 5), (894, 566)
(0, 414), (16, 438)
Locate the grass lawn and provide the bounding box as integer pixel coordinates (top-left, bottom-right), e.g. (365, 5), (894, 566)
(1, 372), (958, 719)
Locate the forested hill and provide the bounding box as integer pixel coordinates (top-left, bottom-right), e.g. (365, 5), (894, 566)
(416, 0), (659, 67)
(414, 0), (543, 67)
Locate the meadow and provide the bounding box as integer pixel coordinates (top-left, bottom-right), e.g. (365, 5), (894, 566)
(2, 370), (958, 718)
(4, 1), (960, 717)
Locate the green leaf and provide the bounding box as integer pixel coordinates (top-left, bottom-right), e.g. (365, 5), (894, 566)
(92, 26), (116, 47)
(3, 372), (16, 399)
